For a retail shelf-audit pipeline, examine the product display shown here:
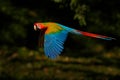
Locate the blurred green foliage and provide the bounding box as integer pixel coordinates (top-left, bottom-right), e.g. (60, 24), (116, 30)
(0, 47), (120, 80)
(0, 0), (120, 79)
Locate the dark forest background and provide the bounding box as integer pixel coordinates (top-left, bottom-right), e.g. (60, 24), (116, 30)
(0, 0), (120, 80)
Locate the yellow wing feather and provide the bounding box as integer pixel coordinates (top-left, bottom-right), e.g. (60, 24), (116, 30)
(43, 22), (63, 34)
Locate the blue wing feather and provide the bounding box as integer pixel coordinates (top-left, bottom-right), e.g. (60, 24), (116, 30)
(44, 30), (68, 59)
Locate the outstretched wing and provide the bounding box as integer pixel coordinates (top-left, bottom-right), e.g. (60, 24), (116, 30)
(44, 30), (68, 59)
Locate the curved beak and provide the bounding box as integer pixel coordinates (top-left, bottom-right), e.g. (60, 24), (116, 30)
(34, 25), (37, 31)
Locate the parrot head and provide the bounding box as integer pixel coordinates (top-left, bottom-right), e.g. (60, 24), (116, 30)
(34, 23), (47, 31)
(34, 23), (41, 31)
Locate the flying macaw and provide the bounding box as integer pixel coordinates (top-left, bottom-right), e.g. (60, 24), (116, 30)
(34, 22), (115, 59)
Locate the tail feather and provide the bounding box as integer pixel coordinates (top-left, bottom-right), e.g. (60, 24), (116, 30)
(57, 23), (115, 40)
(73, 29), (115, 40)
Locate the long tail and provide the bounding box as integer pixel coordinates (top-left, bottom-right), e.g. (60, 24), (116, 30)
(57, 23), (115, 40)
(74, 30), (115, 40)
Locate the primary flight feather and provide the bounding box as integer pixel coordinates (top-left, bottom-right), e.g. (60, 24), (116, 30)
(34, 22), (115, 59)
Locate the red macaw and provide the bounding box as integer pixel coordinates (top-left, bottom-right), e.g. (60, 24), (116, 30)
(34, 22), (115, 59)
